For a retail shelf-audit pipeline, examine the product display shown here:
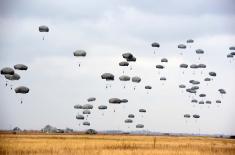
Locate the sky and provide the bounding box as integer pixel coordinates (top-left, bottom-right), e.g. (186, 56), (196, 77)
(0, 0), (235, 135)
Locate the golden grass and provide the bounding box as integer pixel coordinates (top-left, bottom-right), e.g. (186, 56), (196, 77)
(0, 133), (235, 155)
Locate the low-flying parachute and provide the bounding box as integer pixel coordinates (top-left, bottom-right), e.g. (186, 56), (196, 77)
(186, 88), (196, 94)
(145, 85), (152, 89)
(156, 65), (164, 74)
(122, 53), (136, 70)
(14, 64), (28, 70)
(179, 63), (188, 74)
(119, 75), (130, 88)
(184, 114), (190, 118)
(98, 105), (107, 116)
(14, 86), (29, 104)
(122, 53), (133, 59)
(139, 108), (146, 117)
(184, 114), (190, 123)
(199, 94), (206, 98)
(39, 25), (49, 40)
(83, 121), (90, 126)
(151, 42), (160, 54)
(98, 105), (107, 110)
(193, 114), (200, 118)
(131, 76), (141, 90)
(160, 77), (166, 81)
(5, 73), (20, 81)
(101, 73), (114, 88)
(190, 64), (198, 75)
(191, 86), (199, 90)
(160, 77), (166, 85)
(218, 89), (226, 94)
(198, 64), (206, 74)
(229, 46), (235, 50)
(5, 73), (20, 89)
(199, 101), (204, 104)
(179, 84), (186, 88)
(186, 39), (194, 48)
(119, 61), (129, 74)
(209, 72), (216, 77)
(87, 97), (96, 102)
(218, 89), (226, 98)
(195, 49), (204, 60)
(121, 99), (128, 103)
(1, 67), (14, 76)
(15, 86), (29, 93)
(74, 104), (83, 109)
(82, 104), (93, 109)
(128, 114), (135, 118)
(83, 109), (91, 115)
(161, 58), (168, 63)
(209, 72), (216, 80)
(136, 124), (144, 128)
(76, 114), (85, 120)
(73, 50), (87, 67)
(109, 98), (122, 112)
(109, 98), (122, 104)
(178, 44), (186, 55)
(156, 65), (164, 69)
(125, 119), (133, 123)
(83, 110), (91, 119)
(189, 80), (200, 85)
(139, 109), (146, 113)
(145, 85), (152, 94)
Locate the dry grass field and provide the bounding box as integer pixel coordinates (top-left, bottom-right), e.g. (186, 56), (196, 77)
(0, 133), (235, 155)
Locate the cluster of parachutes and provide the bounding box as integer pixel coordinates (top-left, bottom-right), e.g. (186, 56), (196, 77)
(72, 38), (232, 132)
(175, 39), (227, 123)
(227, 46), (235, 63)
(1, 64), (29, 104)
(2, 25), (232, 132)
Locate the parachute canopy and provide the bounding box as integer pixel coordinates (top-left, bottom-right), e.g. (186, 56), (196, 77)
(151, 42), (160, 47)
(15, 86), (29, 94)
(14, 64), (28, 70)
(101, 73), (114, 81)
(39, 25), (49, 32)
(74, 50), (86, 57)
(1, 67), (14, 75)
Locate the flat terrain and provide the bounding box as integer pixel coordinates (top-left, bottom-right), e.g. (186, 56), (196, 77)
(0, 133), (235, 155)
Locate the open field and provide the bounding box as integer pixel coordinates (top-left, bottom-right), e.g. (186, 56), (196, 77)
(0, 133), (235, 155)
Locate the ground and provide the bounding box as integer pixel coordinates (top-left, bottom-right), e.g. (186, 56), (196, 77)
(0, 132), (235, 155)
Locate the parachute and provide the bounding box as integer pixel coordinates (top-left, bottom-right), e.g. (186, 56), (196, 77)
(39, 25), (49, 40)
(14, 64), (28, 70)
(151, 42), (160, 54)
(76, 114), (85, 120)
(101, 73), (114, 88)
(73, 50), (87, 67)
(14, 86), (30, 104)
(87, 97), (96, 102)
(136, 124), (144, 128)
(128, 114), (135, 118)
